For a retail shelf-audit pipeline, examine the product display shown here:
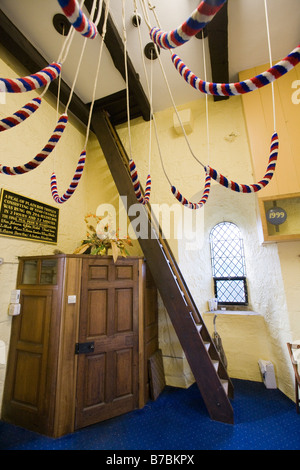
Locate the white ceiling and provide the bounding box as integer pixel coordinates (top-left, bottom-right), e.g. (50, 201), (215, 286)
(1, 0), (299, 113)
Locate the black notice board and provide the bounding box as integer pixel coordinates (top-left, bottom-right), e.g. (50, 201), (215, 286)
(0, 189), (59, 244)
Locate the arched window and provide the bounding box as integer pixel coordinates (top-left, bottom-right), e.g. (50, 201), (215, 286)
(209, 222), (248, 305)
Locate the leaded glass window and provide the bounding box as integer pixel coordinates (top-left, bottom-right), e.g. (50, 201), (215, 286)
(209, 222), (248, 305)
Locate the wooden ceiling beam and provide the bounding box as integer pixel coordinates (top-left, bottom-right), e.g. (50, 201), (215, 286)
(207, 1), (229, 101)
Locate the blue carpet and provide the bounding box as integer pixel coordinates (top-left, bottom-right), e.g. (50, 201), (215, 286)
(0, 379), (299, 451)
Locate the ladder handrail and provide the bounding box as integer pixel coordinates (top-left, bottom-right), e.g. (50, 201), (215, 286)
(94, 110), (234, 423)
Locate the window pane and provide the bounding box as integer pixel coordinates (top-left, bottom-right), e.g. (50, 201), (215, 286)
(210, 222), (246, 278)
(40, 259), (58, 285)
(215, 279), (247, 304)
(210, 222), (248, 305)
(22, 260), (38, 284)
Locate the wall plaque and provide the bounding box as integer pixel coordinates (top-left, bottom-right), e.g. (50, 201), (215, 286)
(266, 207), (287, 225)
(0, 189), (59, 244)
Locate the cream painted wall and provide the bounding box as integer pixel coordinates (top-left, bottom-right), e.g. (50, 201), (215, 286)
(117, 95), (297, 401)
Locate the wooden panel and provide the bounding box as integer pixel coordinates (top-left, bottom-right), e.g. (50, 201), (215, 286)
(116, 265), (133, 280)
(85, 354), (106, 407)
(75, 258), (140, 430)
(115, 349), (133, 397)
(148, 349), (166, 400)
(13, 351), (41, 407)
(89, 265), (109, 280)
(19, 295), (47, 344)
(2, 286), (62, 435)
(54, 256), (81, 438)
(87, 289), (108, 336)
(143, 267), (159, 403)
(115, 288), (133, 332)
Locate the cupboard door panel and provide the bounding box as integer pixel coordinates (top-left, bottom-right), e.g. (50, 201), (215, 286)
(84, 354), (107, 407)
(87, 289), (108, 337)
(2, 288), (61, 435)
(13, 351), (42, 407)
(115, 288), (133, 332)
(115, 348), (133, 398)
(75, 258), (139, 430)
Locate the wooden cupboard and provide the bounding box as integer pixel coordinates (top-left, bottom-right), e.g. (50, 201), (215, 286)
(2, 255), (158, 437)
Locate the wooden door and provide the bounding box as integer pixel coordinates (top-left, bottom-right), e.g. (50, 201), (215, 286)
(2, 287), (61, 435)
(75, 257), (141, 430)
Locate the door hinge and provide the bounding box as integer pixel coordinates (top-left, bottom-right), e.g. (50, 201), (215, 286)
(75, 341), (95, 355)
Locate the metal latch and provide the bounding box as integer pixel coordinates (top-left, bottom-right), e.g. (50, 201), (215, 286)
(75, 341), (95, 355)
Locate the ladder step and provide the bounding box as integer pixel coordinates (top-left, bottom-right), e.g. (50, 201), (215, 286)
(212, 360), (219, 371)
(204, 341), (210, 351)
(220, 379), (229, 395)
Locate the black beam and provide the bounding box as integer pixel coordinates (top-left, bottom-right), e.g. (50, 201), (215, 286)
(0, 9), (90, 125)
(85, 0), (151, 122)
(207, 2), (229, 101)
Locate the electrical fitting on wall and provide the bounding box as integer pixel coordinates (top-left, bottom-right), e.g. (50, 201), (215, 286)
(8, 289), (21, 316)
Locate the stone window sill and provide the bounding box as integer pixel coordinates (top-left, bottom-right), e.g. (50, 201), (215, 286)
(205, 310), (261, 316)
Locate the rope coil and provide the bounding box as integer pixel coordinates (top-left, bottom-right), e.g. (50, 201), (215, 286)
(50, 150), (86, 203)
(205, 132), (279, 193)
(0, 114), (68, 175)
(51, 0), (109, 204)
(57, 0), (98, 39)
(0, 63), (61, 93)
(171, 175), (211, 209)
(150, 0), (226, 49)
(129, 159), (152, 205)
(171, 45), (300, 96)
(0, 97), (42, 132)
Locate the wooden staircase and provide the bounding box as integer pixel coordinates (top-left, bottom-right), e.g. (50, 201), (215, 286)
(91, 110), (234, 424)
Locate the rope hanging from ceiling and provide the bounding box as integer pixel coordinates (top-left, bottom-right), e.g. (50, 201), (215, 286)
(138, 0), (212, 209)
(205, 132), (279, 192)
(171, 45), (300, 96)
(124, 0), (152, 205)
(202, 0), (279, 193)
(57, 0), (98, 39)
(50, 0), (107, 204)
(168, 28), (212, 210)
(0, 97), (42, 132)
(129, 160), (152, 205)
(50, 150), (86, 203)
(0, 113), (68, 175)
(150, 0), (226, 50)
(171, 175), (211, 209)
(0, 63), (61, 93)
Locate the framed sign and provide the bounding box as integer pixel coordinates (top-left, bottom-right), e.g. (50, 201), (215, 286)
(0, 189), (59, 244)
(258, 192), (300, 242)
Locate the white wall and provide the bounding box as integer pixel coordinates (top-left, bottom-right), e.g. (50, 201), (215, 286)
(117, 96), (297, 400)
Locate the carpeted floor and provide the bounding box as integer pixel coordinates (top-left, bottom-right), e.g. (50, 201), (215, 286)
(0, 379), (299, 451)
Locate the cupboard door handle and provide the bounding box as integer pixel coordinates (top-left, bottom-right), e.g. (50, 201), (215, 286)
(75, 342), (95, 354)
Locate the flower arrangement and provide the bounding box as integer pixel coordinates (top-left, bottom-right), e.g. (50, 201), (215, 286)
(74, 213), (132, 262)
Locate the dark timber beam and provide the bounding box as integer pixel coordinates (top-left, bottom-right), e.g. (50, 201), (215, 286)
(0, 9), (90, 125)
(207, 1), (229, 101)
(85, 0), (151, 122)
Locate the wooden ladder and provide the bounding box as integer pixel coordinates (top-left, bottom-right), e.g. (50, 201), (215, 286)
(92, 110), (234, 424)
